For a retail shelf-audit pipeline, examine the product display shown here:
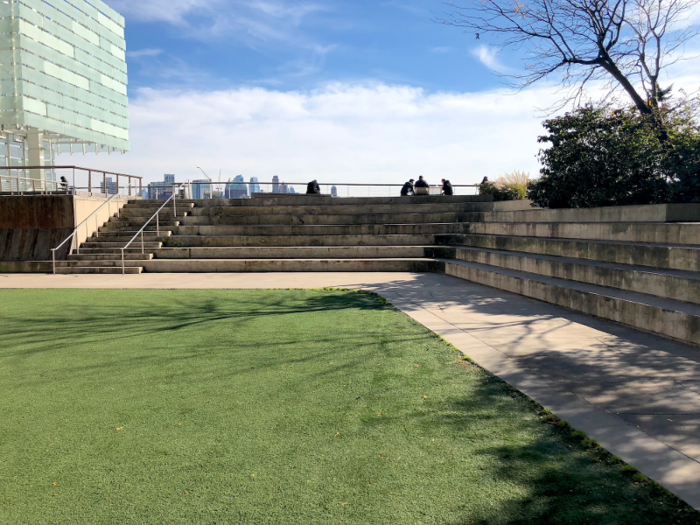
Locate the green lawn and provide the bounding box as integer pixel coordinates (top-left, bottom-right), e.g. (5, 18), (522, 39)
(0, 289), (697, 524)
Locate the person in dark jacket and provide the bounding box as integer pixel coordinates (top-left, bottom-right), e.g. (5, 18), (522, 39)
(401, 179), (415, 196)
(414, 176), (429, 195)
(441, 179), (453, 196)
(414, 176), (429, 189)
(306, 180), (321, 194)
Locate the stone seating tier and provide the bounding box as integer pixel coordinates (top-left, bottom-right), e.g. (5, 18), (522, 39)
(51, 196), (700, 347)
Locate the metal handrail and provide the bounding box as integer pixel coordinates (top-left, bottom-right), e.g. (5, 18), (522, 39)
(0, 166), (143, 196)
(120, 186), (179, 275)
(50, 192), (122, 275)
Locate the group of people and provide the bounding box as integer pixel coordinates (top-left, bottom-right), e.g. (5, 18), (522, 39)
(401, 176), (453, 196)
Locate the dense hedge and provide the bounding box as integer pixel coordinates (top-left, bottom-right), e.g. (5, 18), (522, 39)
(528, 106), (700, 208)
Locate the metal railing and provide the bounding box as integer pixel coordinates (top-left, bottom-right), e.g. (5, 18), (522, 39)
(120, 186), (180, 275)
(182, 181), (480, 199)
(50, 192), (122, 275)
(0, 166), (142, 196)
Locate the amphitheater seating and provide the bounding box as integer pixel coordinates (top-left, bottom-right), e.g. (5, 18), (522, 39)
(53, 195), (700, 347)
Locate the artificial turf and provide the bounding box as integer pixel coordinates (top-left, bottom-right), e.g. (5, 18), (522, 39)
(0, 289), (698, 524)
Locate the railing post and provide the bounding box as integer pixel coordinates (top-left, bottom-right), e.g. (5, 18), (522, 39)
(141, 230), (145, 255)
(156, 213), (160, 237)
(52, 249), (56, 275)
(103, 172), (106, 196)
(88, 170), (92, 193)
(173, 186), (177, 217)
(122, 249), (125, 275)
(115, 174), (119, 196)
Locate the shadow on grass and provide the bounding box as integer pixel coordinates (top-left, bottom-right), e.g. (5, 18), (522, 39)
(0, 290), (387, 357)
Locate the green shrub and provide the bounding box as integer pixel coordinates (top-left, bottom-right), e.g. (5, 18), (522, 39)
(528, 104), (700, 208)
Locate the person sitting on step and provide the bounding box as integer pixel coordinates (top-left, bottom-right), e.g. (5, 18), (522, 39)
(441, 179), (453, 196)
(306, 180), (321, 195)
(414, 176), (429, 195)
(401, 179), (415, 196)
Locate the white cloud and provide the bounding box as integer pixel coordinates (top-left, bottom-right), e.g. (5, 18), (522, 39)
(127, 48), (164, 59)
(84, 83), (554, 186)
(471, 45), (511, 73)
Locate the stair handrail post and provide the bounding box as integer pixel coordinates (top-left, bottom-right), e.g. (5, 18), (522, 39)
(156, 212), (160, 237)
(119, 192), (177, 275)
(141, 230), (145, 255)
(51, 249), (56, 275)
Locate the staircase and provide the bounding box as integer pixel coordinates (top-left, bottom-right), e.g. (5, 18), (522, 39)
(54, 195), (491, 275)
(53, 195), (700, 347)
(434, 207), (700, 347)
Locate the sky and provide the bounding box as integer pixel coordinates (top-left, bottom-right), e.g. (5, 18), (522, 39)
(76, 0), (700, 186)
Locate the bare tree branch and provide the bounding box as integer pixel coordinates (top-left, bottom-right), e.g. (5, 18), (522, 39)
(439, 0), (700, 115)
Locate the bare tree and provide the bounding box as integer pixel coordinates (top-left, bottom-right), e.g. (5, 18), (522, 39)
(441, 0), (700, 115)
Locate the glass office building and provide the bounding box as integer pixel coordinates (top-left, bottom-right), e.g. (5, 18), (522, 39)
(0, 0), (128, 190)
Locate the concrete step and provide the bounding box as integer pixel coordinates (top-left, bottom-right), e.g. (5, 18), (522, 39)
(153, 246), (438, 260)
(174, 223), (470, 237)
(162, 234), (436, 248)
(462, 222), (700, 245)
(239, 195), (490, 207)
(436, 234), (700, 272)
(140, 258), (445, 273)
(69, 253), (153, 261)
(88, 234), (170, 243)
(187, 203), (490, 216)
(93, 230), (172, 237)
(180, 212), (484, 226)
(56, 260), (146, 268)
(99, 225), (178, 234)
(108, 218), (182, 227)
(55, 266), (143, 275)
(123, 202), (195, 209)
(80, 241), (163, 249)
(69, 247), (163, 255)
(119, 209), (190, 218)
(451, 246), (700, 305)
(443, 258), (700, 346)
(482, 203), (700, 224)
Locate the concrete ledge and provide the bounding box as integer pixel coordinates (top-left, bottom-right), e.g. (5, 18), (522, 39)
(141, 258), (446, 273)
(484, 203), (700, 224)
(445, 260), (700, 346)
(436, 234), (700, 272)
(462, 221), (700, 245)
(454, 247), (700, 305)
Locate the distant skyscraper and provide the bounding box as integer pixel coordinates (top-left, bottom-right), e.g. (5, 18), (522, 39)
(289, 187), (296, 194)
(192, 179), (210, 199)
(272, 176), (280, 193)
(228, 175), (249, 199)
(331, 185), (338, 197)
(250, 177), (261, 195)
(147, 174), (177, 200)
(279, 183), (289, 194)
(100, 176), (118, 195)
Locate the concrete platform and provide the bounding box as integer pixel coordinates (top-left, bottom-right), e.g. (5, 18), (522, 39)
(1, 271), (698, 511)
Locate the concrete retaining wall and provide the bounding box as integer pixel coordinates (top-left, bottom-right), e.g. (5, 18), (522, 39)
(0, 195), (131, 261)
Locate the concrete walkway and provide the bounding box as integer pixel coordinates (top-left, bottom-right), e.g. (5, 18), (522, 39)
(2, 272), (700, 510)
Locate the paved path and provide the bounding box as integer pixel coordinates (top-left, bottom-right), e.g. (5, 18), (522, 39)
(3, 272), (700, 510)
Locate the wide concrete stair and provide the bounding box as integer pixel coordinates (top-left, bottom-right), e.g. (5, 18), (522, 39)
(435, 212), (700, 347)
(56, 195), (489, 275)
